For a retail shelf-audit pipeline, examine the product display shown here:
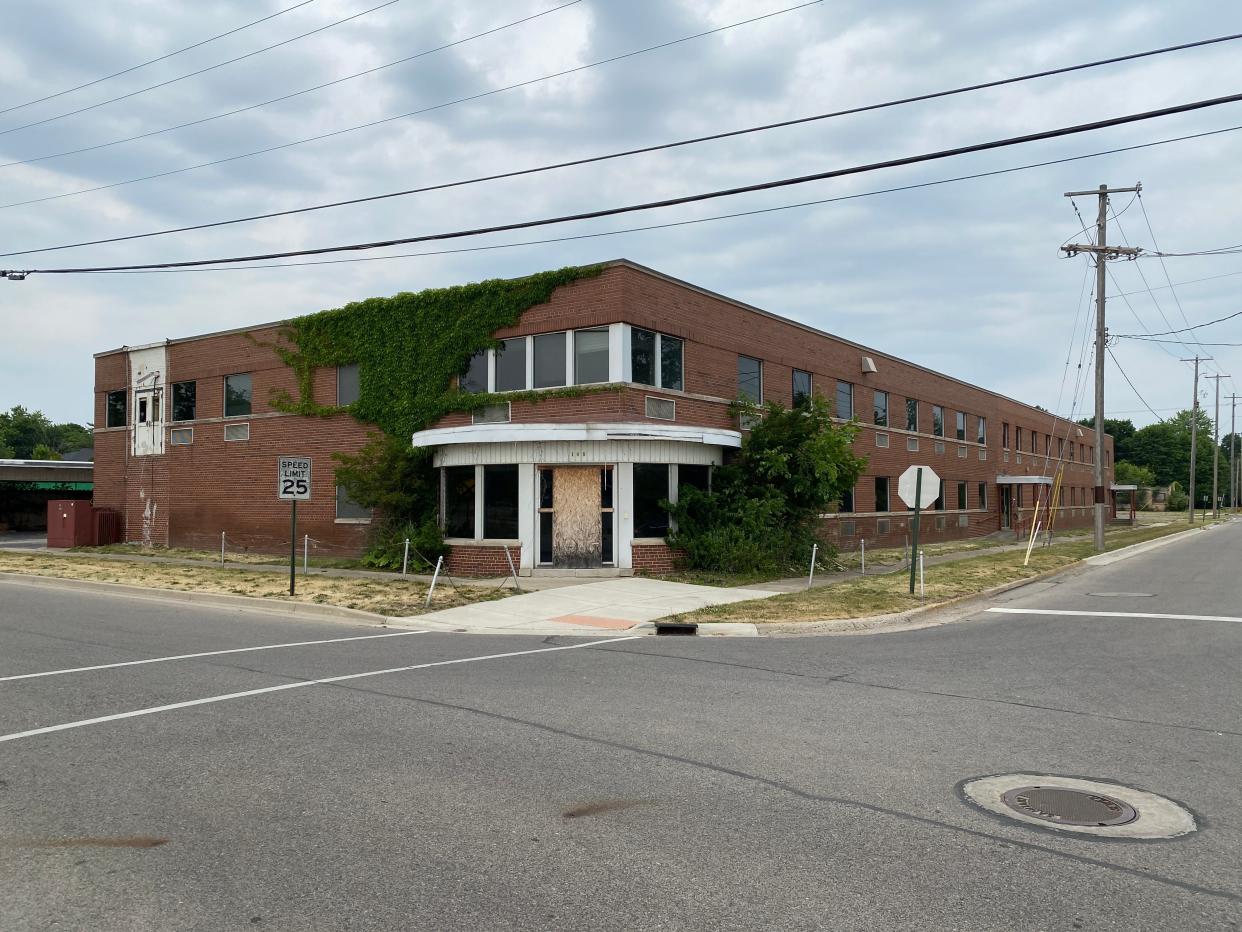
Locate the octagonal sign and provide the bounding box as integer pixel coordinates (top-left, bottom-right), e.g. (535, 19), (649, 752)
(898, 465), (940, 510)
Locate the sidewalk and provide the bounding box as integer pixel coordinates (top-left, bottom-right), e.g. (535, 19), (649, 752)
(399, 577), (781, 635)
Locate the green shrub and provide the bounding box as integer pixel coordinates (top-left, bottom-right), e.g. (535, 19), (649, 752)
(361, 518), (446, 571)
(1165, 481), (1188, 512)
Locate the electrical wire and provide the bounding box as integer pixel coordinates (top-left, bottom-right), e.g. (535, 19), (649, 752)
(1114, 307), (1242, 337)
(1107, 347), (1167, 422)
(1117, 336), (1242, 346)
(1109, 268), (1242, 298)
(0, 0), (584, 172)
(50, 124), (1242, 275)
(0, 0), (318, 118)
(5, 90), (1242, 274)
(0, 0), (401, 138)
(0, 18), (1233, 206)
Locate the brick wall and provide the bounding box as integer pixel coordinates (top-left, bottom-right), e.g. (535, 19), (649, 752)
(445, 543), (521, 577)
(631, 542), (681, 575)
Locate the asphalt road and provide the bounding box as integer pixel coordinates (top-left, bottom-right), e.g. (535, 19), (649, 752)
(1, 522), (1239, 931)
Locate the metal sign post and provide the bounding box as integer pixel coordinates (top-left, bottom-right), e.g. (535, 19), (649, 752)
(908, 470), (922, 595)
(897, 465), (939, 596)
(277, 457), (312, 596)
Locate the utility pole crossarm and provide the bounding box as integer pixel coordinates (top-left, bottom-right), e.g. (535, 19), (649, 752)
(1060, 244), (1142, 259)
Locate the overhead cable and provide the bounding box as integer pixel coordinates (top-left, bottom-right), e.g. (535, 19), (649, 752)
(0, 0), (401, 138)
(0, 0), (318, 118)
(5, 93), (1242, 275)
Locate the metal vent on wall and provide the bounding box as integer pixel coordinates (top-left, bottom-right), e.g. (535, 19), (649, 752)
(223, 423), (249, 442)
(645, 396), (676, 421)
(472, 403), (511, 425)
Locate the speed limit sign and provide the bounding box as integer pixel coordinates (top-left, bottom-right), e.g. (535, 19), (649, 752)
(278, 457), (311, 500)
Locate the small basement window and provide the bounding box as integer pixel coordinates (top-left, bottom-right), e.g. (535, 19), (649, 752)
(170, 427), (193, 445)
(223, 423), (249, 442)
(645, 396), (675, 420)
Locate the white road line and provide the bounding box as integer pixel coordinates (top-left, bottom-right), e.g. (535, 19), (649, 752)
(0, 636), (641, 744)
(987, 607), (1242, 623)
(0, 629), (429, 683)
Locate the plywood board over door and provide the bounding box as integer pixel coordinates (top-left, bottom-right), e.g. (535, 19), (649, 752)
(553, 467), (601, 567)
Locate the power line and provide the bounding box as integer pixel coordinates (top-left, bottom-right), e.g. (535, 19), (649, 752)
(0, 0), (585, 172)
(0, 0), (401, 138)
(49, 123), (1238, 276)
(1117, 336), (1242, 346)
(0, 19), (1232, 209)
(1108, 346), (1167, 421)
(1148, 243), (1242, 257)
(14, 118), (1237, 279)
(1115, 307), (1242, 337)
(1109, 268), (1242, 297)
(6, 93), (1242, 276)
(7, 90), (1242, 263)
(0, 0), (318, 118)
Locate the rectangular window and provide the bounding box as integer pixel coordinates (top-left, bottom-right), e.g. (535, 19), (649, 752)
(932, 405), (944, 437)
(957, 481), (968, 510)
(1031, 431), (1038, 454)
(934, 479), (945, 511)
(792, 369), (812, 407)
(1058, 437), (1065, 458)
(1070, 443), (1076, 462)
(839, 486), (854, 513)
(335, 486), (371, 521)
(976, 416), (986, 445)
(533, 332), (567, 389)
(907, 437), (919, 452)
(601, 467), (614, 564)
(538, 469), (554, 565)
(495, 337), (527, 392)
(106, 389), (127, 428)
(660, 335), (684, 391)
(633, 463), (671, 538)
(876, 434), (889, 448)
(631, 328), (656, 386)
(444, 466), (476, 538)
(170, 427), (193, 445)
(1015, 427), (1024, 452)
(874, 476), (890, 513)
(137, 397), (149, 424)
(336, 364), (360, 406)
(978, 483), (987, 510)
(223, 422), (249, 442)
(483, 464), (519, 539)
(836, 381), (853, 420)
(460, 351), (487, 394)
(874, 390), (888, 427)
(573, 328), (610, 385)
(738, 355), (762, 403)
(678, 464), (710, 496)
(955, 410), (966, 441)
(472, 404), (510, 425)
(171, 381), (196, 421)
(224, 373), (252, 417)
(1003, 422), (1010, 448)
(906, 398), (918, 432)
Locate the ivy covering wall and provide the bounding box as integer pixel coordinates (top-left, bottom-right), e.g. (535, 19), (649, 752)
(268, 263), (604, 438)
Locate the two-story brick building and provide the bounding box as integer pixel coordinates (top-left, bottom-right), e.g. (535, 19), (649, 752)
(93, 259), (1113, 575)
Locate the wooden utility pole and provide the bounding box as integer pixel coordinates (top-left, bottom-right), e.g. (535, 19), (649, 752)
(1182, 356), (1210, 523)
(1062, 183), (1142, 551)
(1229, 393), (1239, 512)
(1206, 374), (1230, 518)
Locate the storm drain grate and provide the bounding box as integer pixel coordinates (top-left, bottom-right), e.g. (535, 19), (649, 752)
(1000, 786), (1138, 827)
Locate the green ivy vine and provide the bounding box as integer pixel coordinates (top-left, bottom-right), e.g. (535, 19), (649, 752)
(260, 263), (605, 439)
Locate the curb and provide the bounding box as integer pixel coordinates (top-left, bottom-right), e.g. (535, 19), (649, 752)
(753, 523), (1217, 637)
(0, 572), (391, 626)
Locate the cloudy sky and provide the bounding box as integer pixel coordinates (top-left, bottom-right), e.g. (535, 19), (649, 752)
(2, 0), (1240, 429)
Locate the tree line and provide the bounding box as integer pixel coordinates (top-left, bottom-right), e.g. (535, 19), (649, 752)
(0, 406), (92, 460)
(1084, 410), (1236, 507)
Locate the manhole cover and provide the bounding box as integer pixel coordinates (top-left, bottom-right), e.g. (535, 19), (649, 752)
(1087, 592), (1154, 598)
(1001, 786), (1138, 826)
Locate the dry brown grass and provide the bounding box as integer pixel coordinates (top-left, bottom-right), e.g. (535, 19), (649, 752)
(671, 522), (1207, 624)
(0, 552), (503, 616)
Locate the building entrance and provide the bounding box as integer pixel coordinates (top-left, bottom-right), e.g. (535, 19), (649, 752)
(537, 466), (615, 568)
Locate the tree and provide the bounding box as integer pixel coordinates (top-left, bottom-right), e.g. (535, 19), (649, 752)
(668, 395), (867, 574)
(30, 443), (61, 461)
(0, 406), (53, 459)
(1113, 460), (1156, 487)
(48, 422), (92, 453)
(1127, 410), (1214, 491)
(1078, 417), (1136, 463)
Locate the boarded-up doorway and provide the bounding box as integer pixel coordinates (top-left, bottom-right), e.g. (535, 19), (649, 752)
(551, 467), (601, 568)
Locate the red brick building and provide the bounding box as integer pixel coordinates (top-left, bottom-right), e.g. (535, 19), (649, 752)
(93, 260), (1113, 574)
